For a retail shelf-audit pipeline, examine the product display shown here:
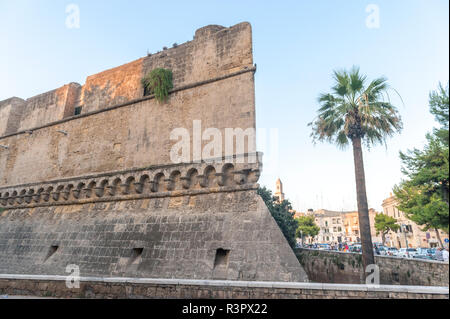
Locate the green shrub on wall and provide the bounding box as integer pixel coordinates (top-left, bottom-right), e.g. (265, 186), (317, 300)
(141, 68), (174, 102)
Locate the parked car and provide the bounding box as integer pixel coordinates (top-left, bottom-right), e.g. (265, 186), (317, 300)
(386, 247), (399, 256)
(377, 246), (388, 255)
(318, 244), (330, 250)
(398, 248), (418, 258)
(349, 244), (362, 253)
(414, 248), (435, 260)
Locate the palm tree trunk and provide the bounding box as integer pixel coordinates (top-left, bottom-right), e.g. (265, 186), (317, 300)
(351, 137), (375, 270)
(435, 228), (443, 248)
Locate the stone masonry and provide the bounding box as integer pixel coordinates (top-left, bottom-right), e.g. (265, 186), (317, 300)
(0, 22), (308, 283)
(296, 248), (448, 286)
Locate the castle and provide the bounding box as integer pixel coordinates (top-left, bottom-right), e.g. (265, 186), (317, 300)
(0, 23), (308, 283)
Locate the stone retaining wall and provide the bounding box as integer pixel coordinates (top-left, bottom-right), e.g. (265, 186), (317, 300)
(0, 275), (447, 299)
(295, 248), (449, 286)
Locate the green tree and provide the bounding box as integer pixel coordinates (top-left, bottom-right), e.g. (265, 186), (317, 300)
(374, 213), (400, 246)
(295, 216), (320, 244)
(429, 83), (449, 145)
(257, 187), (298, 249)
(394, 83), (449, 247)
(309, 66), (402, 269)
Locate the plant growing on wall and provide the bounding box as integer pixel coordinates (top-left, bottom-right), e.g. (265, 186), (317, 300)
(141, 68), (174, 102)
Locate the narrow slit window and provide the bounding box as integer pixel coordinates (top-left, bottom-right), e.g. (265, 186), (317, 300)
(74, 106), (82, 116)
(128, 248), (144, 266)
(213, 248), (230, 268)
(44, 245), (59, 262)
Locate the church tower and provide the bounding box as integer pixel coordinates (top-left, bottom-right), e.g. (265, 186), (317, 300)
(275, 178), (285, 202)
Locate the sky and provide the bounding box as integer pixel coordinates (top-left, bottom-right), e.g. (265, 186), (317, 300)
(1, 0), (448, 212)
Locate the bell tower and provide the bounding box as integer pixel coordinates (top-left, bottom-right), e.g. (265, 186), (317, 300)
(275, 178), (285, 202)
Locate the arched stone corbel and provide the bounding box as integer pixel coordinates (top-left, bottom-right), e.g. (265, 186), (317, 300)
(133, 182), (144, 194)
(165, 178), (174, 191)
(247, 169), (261, 183)
(94, 187), (105, 197)
(51, 190), (61, 202)
(105, 185), (116, 196)
(71, 189), (81, 199)
(232, 170), (248, 185)
(180, 177), (190, 189)
(41, 191), (51, 202)
(215, 172), (225, 186)
(82, 187), (93, 199)
(197, 175), (208, 188)
(24, 190), (34, 204)
(32, 191), (42, 203)
(8, 193), (17, 206)
(119, 183), (130, 195)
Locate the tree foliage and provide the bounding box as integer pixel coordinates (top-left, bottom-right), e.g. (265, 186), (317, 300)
(141, 68), (174, 102)
(429, 83), (449, 145)
(295, 216), (320, 240)
(394, 83), (449, 240)
(257, 187), (298, 249)
(309, 66), (402, 148)
(374, 213), (400, 245)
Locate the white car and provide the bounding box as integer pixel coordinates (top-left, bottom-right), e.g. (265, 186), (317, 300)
(398, 248), (417, 258)
(386, 247), (399, 256)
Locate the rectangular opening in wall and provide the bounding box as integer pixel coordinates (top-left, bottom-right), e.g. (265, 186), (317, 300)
(74, 106), (82, 116)
(128, 248), (144, 266)
(44, 245), (59, 262)
(213, 248), (230, 268)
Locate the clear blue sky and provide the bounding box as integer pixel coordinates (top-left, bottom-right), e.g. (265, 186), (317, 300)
(1, 0), (448, 212)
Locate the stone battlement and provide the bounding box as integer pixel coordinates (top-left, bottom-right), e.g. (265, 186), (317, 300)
(0, 153), (262, 209)
(0, 22), (253, 137)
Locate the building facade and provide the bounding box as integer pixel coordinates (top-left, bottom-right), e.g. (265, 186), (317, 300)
(382, 194), (449, 248)
(296, 209), (381, 245)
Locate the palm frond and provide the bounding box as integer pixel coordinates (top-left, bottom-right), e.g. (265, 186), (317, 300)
(310, 67), (403, 149)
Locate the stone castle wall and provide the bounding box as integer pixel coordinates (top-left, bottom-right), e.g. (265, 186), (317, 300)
(0, 189), (305, 282)
(0, 98), (26, 137)
(0, 22), (308, 283)
(0, 22), (255, 187)
(0, 70), (255, 187)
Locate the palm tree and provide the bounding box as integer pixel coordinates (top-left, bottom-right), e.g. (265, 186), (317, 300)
(309, 66), (402, 270)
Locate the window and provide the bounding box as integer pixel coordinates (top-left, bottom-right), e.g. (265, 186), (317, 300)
(128, 248), (144, 266)
(214, 249), (230, 268)
(44, 245), (59, 262)
(74, 106), (82, 116)
(338, 227), (342, 232)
